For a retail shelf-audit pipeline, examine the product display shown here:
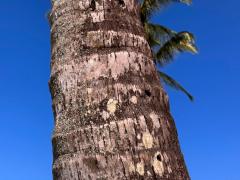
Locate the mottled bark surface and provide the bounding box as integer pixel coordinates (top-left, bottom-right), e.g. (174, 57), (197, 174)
(49, 0), (190, 179)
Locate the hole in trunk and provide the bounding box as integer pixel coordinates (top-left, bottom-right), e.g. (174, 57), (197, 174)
(145, 90), (151, 97)
(118, 0), (125, 7)
(90, 0), (96, 11)
(157, 155), (162, 161)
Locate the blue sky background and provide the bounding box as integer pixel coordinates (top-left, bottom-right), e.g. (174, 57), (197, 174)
(0, 0), (239, 179)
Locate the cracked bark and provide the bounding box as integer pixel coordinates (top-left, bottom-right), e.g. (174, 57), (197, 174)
(49, 0), (190, 179)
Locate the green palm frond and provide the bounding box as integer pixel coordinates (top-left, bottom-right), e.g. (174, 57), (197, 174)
(155, 31), (198, 66)
(144, 22), (176, 47)
(158, 71), (194, 101)
(141, 0), (192, 22)
(139, 0), (197, 101)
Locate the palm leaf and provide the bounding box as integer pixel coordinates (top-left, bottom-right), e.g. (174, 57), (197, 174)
(139, 0), (197, 101)
(141, 0), (192, 22)
(155, 31), (198, 66)
(158, 71), (194, 101)
(144, 23), (176, 47)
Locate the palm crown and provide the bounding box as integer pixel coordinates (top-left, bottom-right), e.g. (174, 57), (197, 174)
(140, 0), (198, 101)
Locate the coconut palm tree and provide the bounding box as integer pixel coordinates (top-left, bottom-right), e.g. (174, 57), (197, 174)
(49, 0), (196, 179)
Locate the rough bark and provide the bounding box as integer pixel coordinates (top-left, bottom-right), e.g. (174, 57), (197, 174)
(49, 0), (190, 179)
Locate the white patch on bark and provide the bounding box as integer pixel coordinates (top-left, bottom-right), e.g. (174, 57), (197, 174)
(132, 85), (142, 93)
(51, 51), (153, 85)
(87, 88), (93, 94)
(137, 134), (141, 140)
(90, 12), (104, 23)
(167, 166), (172, 173)
(101, 111), (110, 120)
(129, 162), (135, 173)
(109, 51), (129, 79)
(138, 115), (148, 131)
(142, 132), (153, 149)
(86, 30), (148, 49)
(88, 58), (95, 66)
(147, 171), (151, 176)
(152, 152), (164, 176)
(149, 112), (160, 129)
(163, 152), (169, 162)
(107, 99), (118, 114)
(130, 96), (138, 104)
(136, 161), (145, 176)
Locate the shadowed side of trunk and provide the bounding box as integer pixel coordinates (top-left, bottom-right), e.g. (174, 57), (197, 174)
(49, 0), (190, 179)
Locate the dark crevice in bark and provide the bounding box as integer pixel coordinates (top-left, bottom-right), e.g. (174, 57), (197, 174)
(145, 89), (152, 97)
(117, 0), (125, 7)
(90, 0), (96, 11)
(50, 8), (140, 29)
(51, 15), (143, 34)
(157, 154), (162, 161)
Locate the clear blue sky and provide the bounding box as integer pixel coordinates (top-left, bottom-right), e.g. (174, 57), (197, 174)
(0, 0), (239, 179)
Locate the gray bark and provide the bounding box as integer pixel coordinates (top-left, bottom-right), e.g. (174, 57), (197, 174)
(49, 0), (190, 179)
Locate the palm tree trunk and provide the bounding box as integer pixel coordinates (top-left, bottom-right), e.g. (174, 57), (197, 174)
(49, 0), (190, 179)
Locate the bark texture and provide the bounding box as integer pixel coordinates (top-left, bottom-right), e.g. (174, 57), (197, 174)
(49, 0), (190, 179)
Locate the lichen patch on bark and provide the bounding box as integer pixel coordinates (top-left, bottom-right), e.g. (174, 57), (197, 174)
(107, 99), (118, 114)
(142, 132), (153, 149)
(130, 95), (138, 104)
(128, 162), (135, 173)
(136, 161), (145, 176)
